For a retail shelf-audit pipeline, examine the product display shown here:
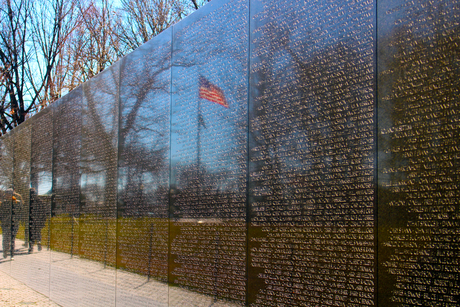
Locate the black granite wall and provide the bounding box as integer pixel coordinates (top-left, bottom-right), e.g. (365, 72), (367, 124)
(0, 0), (458, 306)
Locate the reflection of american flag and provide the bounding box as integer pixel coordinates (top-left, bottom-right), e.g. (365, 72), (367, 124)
(199, 76), (228, 108)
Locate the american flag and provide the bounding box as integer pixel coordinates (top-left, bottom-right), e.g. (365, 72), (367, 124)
(199, 76), (228, 108)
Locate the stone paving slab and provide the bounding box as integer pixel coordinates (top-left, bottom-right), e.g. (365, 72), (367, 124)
(0, 269), (61, 306)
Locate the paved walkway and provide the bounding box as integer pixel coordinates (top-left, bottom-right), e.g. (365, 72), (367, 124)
(0, 269), (61, 306)
(0, 236), (239, 307)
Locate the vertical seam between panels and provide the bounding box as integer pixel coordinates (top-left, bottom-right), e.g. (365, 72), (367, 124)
(246, 0), (252, 306)
(115, 59), (123, 307)
(374, 0), (379, 305)
(168, 25), (175, 307)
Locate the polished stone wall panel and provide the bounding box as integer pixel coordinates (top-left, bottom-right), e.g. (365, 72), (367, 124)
(170, 0), (249, 304)
(29, 107), (53, 297)
(0, 133), (14, 292)
(10, 121), (32, 287)
(78, 62), (120, 306)
(377, 0), (460, 306)
(248, 0), (376, 306)
(0, 132), (14, 268)
(30, 108), (53, 245)
(50, 86), (83, 307)
(116, 28), (172, 306)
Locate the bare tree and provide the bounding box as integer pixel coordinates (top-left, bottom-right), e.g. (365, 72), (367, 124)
(0, 0), (33, 133)
(115, 0), (211, 53)
(29, 0), (80, 108)
(0, 0), (79, 135)
(190, 0), (211, 11)
(116, 0), (186, 52)
(71, 0), (122, 80)
(0, 0), (210, 135)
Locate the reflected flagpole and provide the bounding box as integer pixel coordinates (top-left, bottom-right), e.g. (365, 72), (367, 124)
(197, 96), (202, 173)
(197, 89), (207, 191)
(197, 75), (228, 200)
(197, 74), (228, 165)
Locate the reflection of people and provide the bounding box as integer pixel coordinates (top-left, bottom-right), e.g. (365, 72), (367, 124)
(0, 189), (22, 259)
(11, 190), (22, 259)
(0, 190), (11, 258)
(29, 188), (46, 253)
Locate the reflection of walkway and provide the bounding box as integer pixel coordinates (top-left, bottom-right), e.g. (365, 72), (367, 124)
(0, 235), (239, 307)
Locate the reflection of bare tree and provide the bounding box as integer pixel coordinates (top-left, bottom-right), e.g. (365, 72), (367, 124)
(0, 134), (14, 190)
(30, 109), (53, 194)
(0, 123), (30, 258)
(75, 63), (119, 265)
(117, 39), (172, 218)
(80, 65), (119, 216)
(114, 38), (173, 285)
(51, 90), (83, 256)
(167, 3), (249, 303)
(52, 90), (82, 217)
(0, 134), (14, 258)
(29, 104), (54, 250)
(12, 122), (32, 248)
